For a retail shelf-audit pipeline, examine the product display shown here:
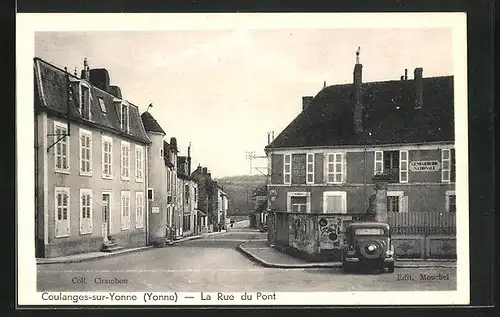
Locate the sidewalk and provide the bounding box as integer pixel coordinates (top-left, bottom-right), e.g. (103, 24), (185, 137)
(238, 240), (457, 269)
(37, 231), (228, 265)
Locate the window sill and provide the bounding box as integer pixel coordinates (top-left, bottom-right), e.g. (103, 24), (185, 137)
(79, 172), (92, 177)
(102, 175), (113, 180)
(135, 178), (144, 183)
(121, 228), (130, 231)
(55, 169), (70, 175)
(121, 177), (131, 182)
(79, 231), (92, 235)
(135, 225), (144, 229)
(55, 234), (70, 238)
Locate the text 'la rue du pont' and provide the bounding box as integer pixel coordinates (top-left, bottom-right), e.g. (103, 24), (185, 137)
(201, 292), (277, 301)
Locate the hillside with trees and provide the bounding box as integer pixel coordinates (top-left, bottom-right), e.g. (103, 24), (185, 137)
(215, 175), (267, 215)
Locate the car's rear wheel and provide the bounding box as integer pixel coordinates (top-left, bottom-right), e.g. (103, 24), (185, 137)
(387, 263), (395, 273)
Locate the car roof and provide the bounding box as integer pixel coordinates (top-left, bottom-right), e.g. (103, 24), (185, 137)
(347, 222), (390, 230)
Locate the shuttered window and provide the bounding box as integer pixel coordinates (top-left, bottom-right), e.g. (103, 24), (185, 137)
(283, 154), (291, 184)
(79, 189), (92, 234)
(55, 187), (70, 237)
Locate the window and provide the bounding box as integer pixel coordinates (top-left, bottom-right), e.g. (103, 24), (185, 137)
(287, 192), (311, 213)
(183, 215), (191, 230)
(53, 121), (69, 173)
(147, 188), (154, 201)
(120, 103), (129, 133)
(102, 136), (113, 179)
(185, 184), (190, 204)
(120, 141), (130, 180)
(442, 148), (456, 182)
(54, 187), (70, 237)
(323, 191), (347, 214)
(283, 154), (291, 184)
(135, 145), (144, 182)
(399, 150), (409, 183)
(79, 129), (92, 176)
(194, 187), (198, 201)
(79, 189), (92, 234)
(374, 151), (383, 175)
(327, 153), (344, 184)
(80, 84), (91, 120)
(121, 191), (131, 230)
(160, 148), (164, 157)
(383, 151), (399, 182)
(446, 191), (456, 212)
(291, 196), (307, 212)
(135, 192), (144, 228)
(306, 153), (314, 184)
(98, 97), (106, 113)
(291, 154), (306, 184)
(387, 191), (408, 213)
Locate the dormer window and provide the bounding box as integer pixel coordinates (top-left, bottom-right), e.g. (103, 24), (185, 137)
(79, 83), (91, 120)
(120, 103), (130, 133)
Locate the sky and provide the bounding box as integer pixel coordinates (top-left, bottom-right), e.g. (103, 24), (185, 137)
(35, 28), (453, 178)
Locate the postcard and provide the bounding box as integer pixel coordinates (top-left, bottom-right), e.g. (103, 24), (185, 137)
(16, 12), (469, 306)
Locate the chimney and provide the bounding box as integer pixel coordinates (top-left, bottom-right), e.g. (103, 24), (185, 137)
(404, 69), (408, 80)
(80, 58), (90, 81)
(202, 167), (208, 175)
(353, 47), (363, 134)
(187, 143), (192, 175)
(170, 137), (178, 151)
(302, 96), (314, 111)
(414, 67), (423, 109)
(108, 85), (122, 98)
(89, 69), (110, 92)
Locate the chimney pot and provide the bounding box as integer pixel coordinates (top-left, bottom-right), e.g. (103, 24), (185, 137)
(404, 69), (408, 80)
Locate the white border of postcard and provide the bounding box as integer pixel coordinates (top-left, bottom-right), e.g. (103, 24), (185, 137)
(16, 12), (469, 306)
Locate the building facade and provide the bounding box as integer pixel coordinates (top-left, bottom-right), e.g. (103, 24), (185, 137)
(177, 153), (198, 237)
(35, 58), (150, 258)
(266, 52), (455, 218)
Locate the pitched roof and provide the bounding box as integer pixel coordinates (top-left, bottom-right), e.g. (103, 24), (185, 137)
(34, 58), (150, 144)
(267, 76), (454, 149)
(141, 111), (166, 134)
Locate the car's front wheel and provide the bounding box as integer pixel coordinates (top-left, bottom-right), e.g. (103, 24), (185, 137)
(387, 263), (395, 273)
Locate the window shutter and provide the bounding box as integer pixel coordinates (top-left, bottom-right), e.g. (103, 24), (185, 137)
(399, 150), (409, 183)
(88, 193), (93, 232)
(400, 196), (409, 213)
(342, 153), (347, 183)
(374, 151), (383, 175)
(120, 195), (124, 229)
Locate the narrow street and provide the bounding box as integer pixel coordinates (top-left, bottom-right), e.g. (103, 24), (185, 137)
(37, 228), (456, 292)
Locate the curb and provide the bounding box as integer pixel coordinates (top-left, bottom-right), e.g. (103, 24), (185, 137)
(237, 242), (456, 269)
(36, 246), (154, 265)
(167, 235), (203, 245)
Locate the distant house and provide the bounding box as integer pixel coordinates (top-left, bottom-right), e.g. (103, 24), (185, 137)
(213, 183), (229, 230)
(34, 57), (150, 258)
(177, 149), (198, 237)
(265, 50), (455, 217)
(251, 185), (268, 228)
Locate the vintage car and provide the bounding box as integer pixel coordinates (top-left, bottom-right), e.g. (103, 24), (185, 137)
(341, 222), (395, 273)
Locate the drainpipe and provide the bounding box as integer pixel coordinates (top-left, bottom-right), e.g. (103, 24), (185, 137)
(145, 145), (150, 245)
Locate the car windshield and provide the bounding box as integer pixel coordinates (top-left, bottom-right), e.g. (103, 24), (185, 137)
(354, 228), (385, 236)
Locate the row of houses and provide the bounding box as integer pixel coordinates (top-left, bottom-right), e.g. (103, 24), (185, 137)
(34, 57), (228, 258)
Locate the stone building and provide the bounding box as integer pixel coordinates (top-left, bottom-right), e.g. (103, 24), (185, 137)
(34, 57), (150, 258)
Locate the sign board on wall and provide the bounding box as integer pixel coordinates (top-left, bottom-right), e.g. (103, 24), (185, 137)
(151, 207), (160, 214)
(409, 161), (441, 172)
(318, 215), (353, 250)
